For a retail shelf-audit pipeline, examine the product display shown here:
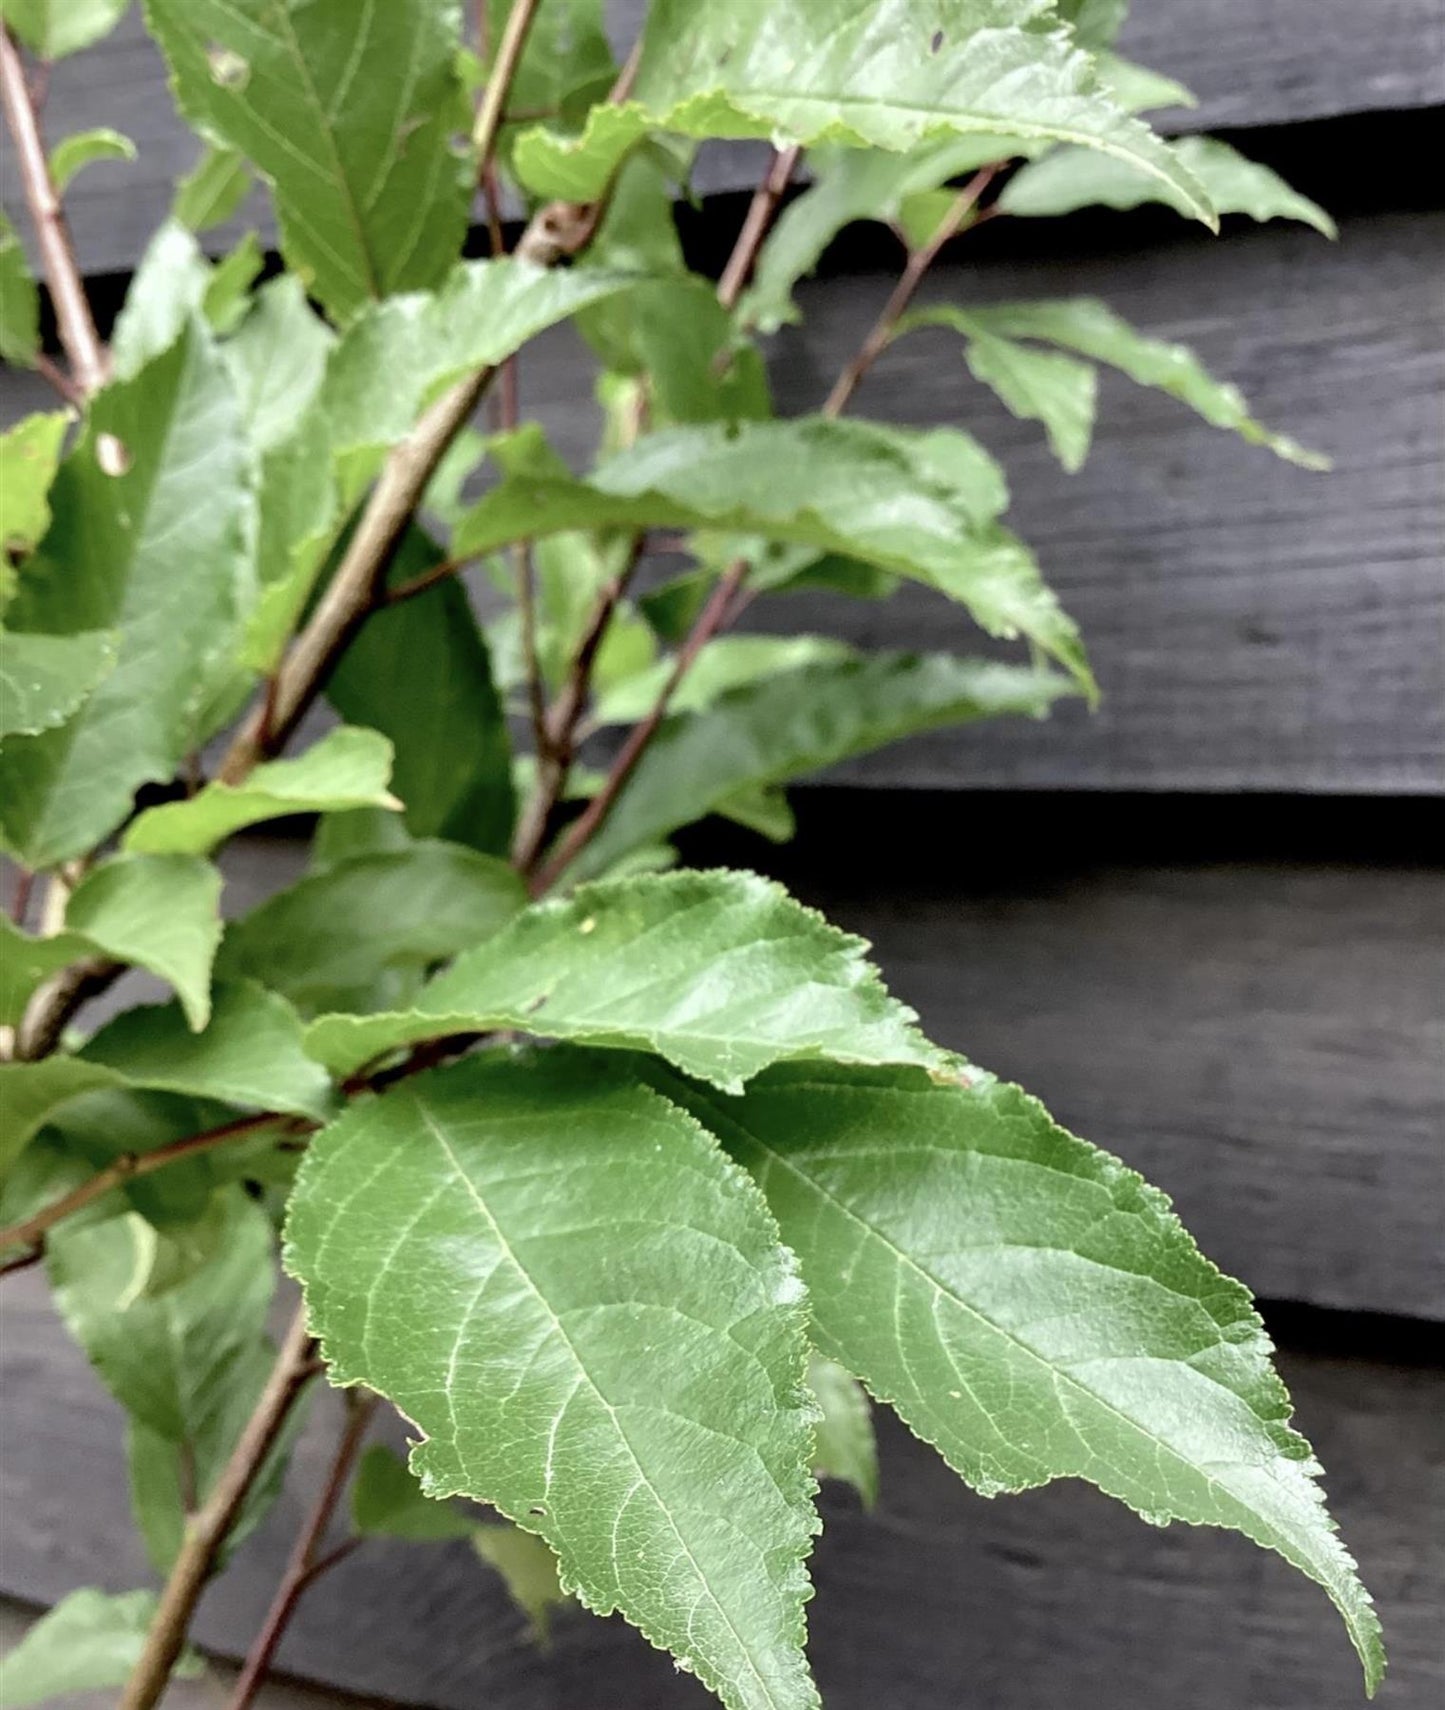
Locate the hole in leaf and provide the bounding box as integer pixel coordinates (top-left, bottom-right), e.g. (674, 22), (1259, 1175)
(207, 46), (250, 89)
(96, 433), (131, 477)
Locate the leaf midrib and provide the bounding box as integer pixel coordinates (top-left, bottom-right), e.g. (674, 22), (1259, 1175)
(413, 1095), (785, 1710)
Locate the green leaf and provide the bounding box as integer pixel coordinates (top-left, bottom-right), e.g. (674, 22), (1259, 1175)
(172, 142), (253, 234)
(318, 260), (644, 490)
(456, 419), (1090, 687)
(64, 852), (223, 1030)
(48, 1186), (293, 1573)
(1003, 133), (1335, 236)
(225, 274), (336, 451)
(1, 983), (330, 1171)
(900, 299), (1328, 469)
(303, 869), (940, 1091)
(0, 412), (68, 561)
(1056, 0), (1129, 45)
(48, 127), (136, 195)
(474, 1525), (572, 1644)
(1095, 53), (1196, 115)
(807, 1354), (878, 1507)
(0, 1588), (203, 1708)
(661, 1062), (1385, 1693)
(217, 842), (526, 1015)
(351, 1444), (476, 1543)
(124, 727), (399, 855)
(574, 654), (1074, 879)
(743, 140), (1016, 334)
(142, 0), (471, 322)
(514, 0), (1214, 230)
(285, 1050), (821, 1710)
(109, 222), (213, 381)
(0, 0), (129, 59)
(594, 636), (859, 725)
(0, 321), (255, 868)
(0, 630), (116, 737)
(81, 982), (335, 1119)
(203, 233), (265, 334)
(0, 918), (90, 1030)
(0, 212), (39, 368)
(328, 531), (515, 858)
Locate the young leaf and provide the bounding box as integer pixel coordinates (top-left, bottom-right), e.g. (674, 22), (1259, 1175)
(0, 630), (116, 737)
(124, 727), (399, 856)
(807, 1354), (878, 1507)
(172, 142), (253, 234)
(474, 1525), (572, 1645)
(143, 0), (471, 322)
(946, 322), (1099, 471)
(900, 299), (1329, 469)
(455, 418), (1090, 685)
(328, 533), (515, 858)
(217, 842), (526, 1015)
(593, 636), (859, 725)
(302, 869), (941, 1091)
(0, 212), (39, 368)
(48, 1187), (293, 1573)
(0, 1588), (203, 1708)
(1003, 133), (1335, 236)
(108, 222), (214, 380)
(285, 1050), (822, 1710)
(0, 918), (91, 1031)
(0, 412), (68, 560)
(743, 140), (1022, 334)
(1095, 53), (1196, 115)
(0, 321), (255, 868)
(0, 0), (129, 59)
(660, 1063), (1385, 1694)
(352, 1444), (477, 1543)
(318, 260), (645, 489)
(48, 126), (136, 194)
(573, 654), (1074, 879)
(63, 852), (223, 1031)
(514, 0), (1214, 230)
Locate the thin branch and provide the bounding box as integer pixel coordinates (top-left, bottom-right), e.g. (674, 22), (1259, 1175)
(224, 1393), (379, 1710)
(511, 537), (645, 872)
(379, 551), (476, 609)
(530, 557), (746, 894)
(529, 166), (1006, 893)
(0, 1113), (310, 1264)
(8, 867), (34, 928)
(32, 351), (83, 406)
(823, 163), (1001, 418)
(0, 26), (107, 394)
(119, 1307), (320, 1710)
(716, 145), (802, 312)
(471, 0), (544, 172)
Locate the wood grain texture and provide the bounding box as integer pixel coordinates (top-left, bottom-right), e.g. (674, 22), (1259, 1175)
(4, 2), (1442, 278)
(1, 1269), (1439, 1709)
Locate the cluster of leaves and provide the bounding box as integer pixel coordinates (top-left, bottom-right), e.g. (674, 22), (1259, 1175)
(0, 3), (1377, 1709)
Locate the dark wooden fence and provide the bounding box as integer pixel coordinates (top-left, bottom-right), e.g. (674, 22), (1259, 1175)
(1, 3), (1441, 1706)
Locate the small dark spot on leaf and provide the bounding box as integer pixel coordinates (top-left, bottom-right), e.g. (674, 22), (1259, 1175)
(523, 993), (549, 1015)
(930, 29), (944, 52)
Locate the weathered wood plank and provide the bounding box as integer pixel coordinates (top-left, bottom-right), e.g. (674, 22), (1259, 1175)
(6, 2), (1441, 279)
(1, 1270), (1439, 1709)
